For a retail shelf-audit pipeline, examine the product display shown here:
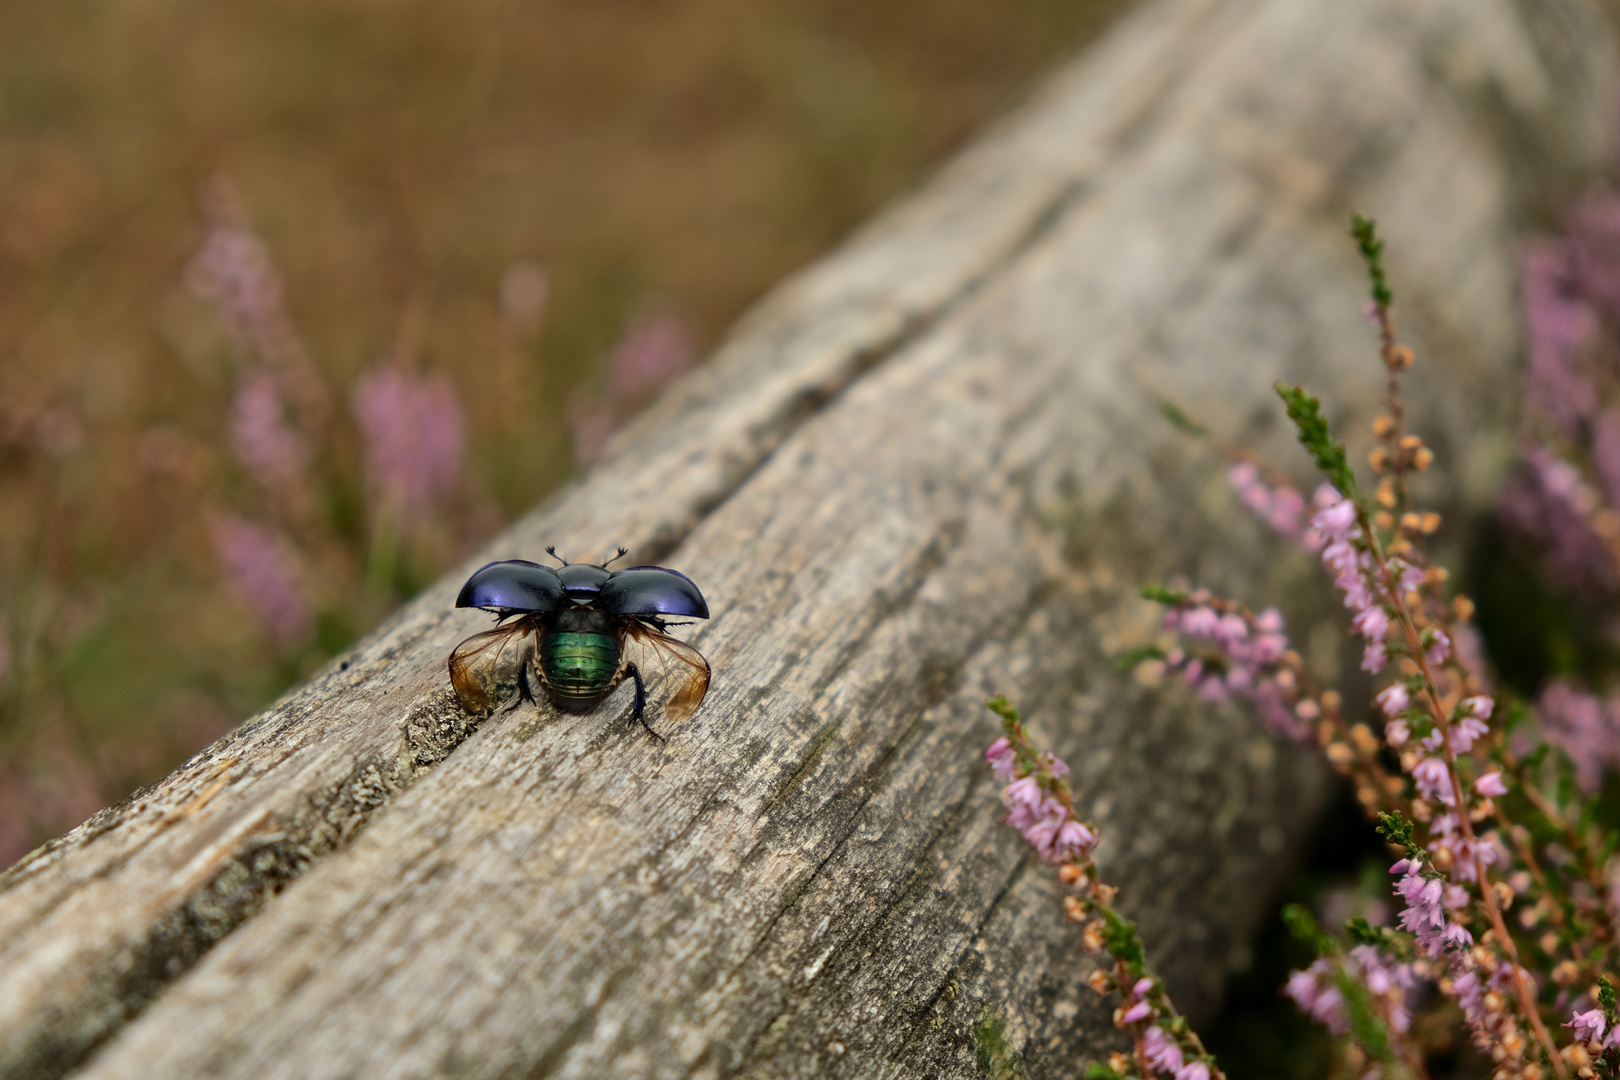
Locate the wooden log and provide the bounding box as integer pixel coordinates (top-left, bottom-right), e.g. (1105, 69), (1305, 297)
(3, 0), (1616, 1076)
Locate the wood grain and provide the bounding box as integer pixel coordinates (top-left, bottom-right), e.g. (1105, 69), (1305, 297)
(2, 0), (1615, 1076)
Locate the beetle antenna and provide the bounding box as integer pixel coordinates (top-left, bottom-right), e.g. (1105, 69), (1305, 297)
(603, 546), (628, 568)
(544, 545), (568, 566)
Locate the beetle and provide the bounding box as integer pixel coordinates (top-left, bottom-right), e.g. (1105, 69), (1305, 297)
(448, 547), (710, 739)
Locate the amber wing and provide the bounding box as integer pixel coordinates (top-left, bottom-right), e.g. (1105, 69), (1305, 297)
(624, 620), (711, 725)
(447, 621), (533, 711)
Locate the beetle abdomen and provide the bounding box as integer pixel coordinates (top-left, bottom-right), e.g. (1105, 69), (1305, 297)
(538, 631), (620, 703)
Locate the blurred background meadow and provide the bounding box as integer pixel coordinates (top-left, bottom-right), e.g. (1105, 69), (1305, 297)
(0, 0), (1132, 865)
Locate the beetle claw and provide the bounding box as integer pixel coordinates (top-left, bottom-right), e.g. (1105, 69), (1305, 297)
(626, 663), (664, 742)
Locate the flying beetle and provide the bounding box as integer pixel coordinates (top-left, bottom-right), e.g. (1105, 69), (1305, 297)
(448, 547), (711, 738)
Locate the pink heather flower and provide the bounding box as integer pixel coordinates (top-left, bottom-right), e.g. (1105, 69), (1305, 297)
(210, 515), (312, 647)
(1256, 608), (1284, 633)
(1424, 628), (1451, 667)
(1568, 1007), (1607, 1044)
(1180, 606), (1219, 638)
(1463, 695), (1494, 721)
(1000, 777), (1042, 822)
(608, 314), (694, 402)
(1474, 771), (1508, 797)
(1412, 757), (1455, 805)
(1040, 751), (1070, 777)
(985, 738), (1017, 781)
(1450, 835), (1502, 884)
(1121, 1001), (1153, 1024)
(1391, 859), (1474, 958)
(1022, 814), (1065, 862)
(1228, 463), (1312, 539)
(1396, 873), (1445, 932)
(1175, 1065), (1210, 1080)
(1142, 1025), (1183, 1074)
(1390, 558), (1425, 597)
(1350, 606), (1390, 642)
(1132, 978), (1153, 996)
(1252, 632), (1286, 664)
(1376, 683), (1410, 717)
(1361, 640), (1388, 674)
(1384, 718), (1410, 747)
(1348, 945), (1413, 998)
(1453, 969), (1485, 1024)
(231, 371), (308, 487)
(1055, 819), (1097, 859)
(1285, 959), (1348, 1035)
(1215, 613), (1247, 644)
(352, 366), (466, 521)
(1448, 717), (1489, 754)
(1269, 487), (1305, 533)
(1312, 498), (1358, 540)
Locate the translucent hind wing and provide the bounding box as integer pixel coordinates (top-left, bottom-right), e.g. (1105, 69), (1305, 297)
(624, 621), (711, 725)
(448, 622), (531, 711)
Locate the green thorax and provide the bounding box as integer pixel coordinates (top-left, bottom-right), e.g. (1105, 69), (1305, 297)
(538, 609), (621, 700)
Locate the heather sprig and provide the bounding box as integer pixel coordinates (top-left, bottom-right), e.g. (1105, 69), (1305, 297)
(985, 697), (1222, 1080)
(1283, 903), (1420, 1079)
(1106, 218), (1620, 1080)
(1275, 383), (1358, 501)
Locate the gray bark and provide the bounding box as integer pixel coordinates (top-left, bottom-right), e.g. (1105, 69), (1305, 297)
(2, 0), (1615, 1077)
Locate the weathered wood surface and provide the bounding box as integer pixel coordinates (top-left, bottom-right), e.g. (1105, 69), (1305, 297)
(3, 0), (1616, 1076)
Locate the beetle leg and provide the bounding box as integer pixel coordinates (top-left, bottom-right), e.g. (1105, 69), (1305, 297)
(503, 658), (538, 714)
(625, 663), (664, 742)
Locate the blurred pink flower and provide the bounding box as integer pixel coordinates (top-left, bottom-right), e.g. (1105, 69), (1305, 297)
(1520, 239), (1597, 439)
(188, 177), (329, 429)
(1566, 195), (1620, 323)
(209, 514), (312, 646)
(33, 406), (84, 457)
(499, 261), (550, 329)
(1538, 679), (1620, 792)
(231, 370), (309, 489)
(187, 219), (286, 357)
(1594, 407), (1620, 510)
(608, 314), (693, 401)
(352, 367), (466, 521)
(1498, 446), (1616, 591)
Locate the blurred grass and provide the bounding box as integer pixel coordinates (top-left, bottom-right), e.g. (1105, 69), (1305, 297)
(0, 0), (1131, 862)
